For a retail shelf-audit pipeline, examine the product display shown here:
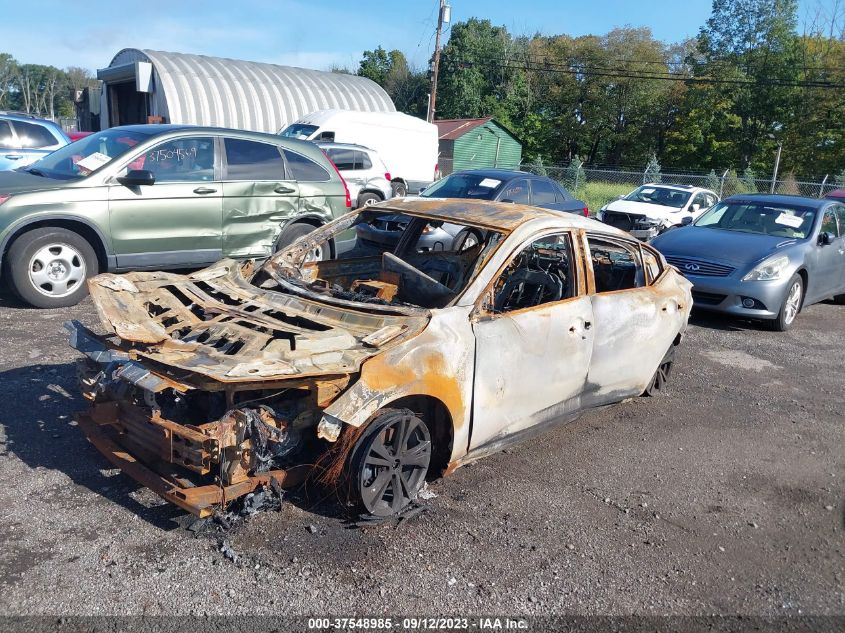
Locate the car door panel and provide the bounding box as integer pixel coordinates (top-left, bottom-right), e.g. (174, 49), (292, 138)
(221, 138), (298, 259)
(471, 297), (594, 451)
(583, 236), (676, 405)
(222, 180), (299, 258)
(807, 208), (843, 302)
(109, 136), (222, 268)
(470, 231), (593, 452)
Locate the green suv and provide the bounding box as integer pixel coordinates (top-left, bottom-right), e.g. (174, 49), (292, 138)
(0, 125), (351, 308)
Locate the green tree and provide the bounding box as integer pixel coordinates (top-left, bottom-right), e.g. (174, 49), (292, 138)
(693, 0), (800, 168)
(643, 153), (662, 183)
(357, 47), (429, 118)
(741, 167), (757, 192)
(563, 155), (586, 194)
(706, 169), (721, 191)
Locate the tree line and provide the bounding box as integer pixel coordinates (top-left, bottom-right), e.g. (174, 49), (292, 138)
(354, 0), (845, 180)
(0, 53), (97, 120)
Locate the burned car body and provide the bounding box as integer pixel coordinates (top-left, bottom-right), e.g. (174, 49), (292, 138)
(69, 198), (692, 518)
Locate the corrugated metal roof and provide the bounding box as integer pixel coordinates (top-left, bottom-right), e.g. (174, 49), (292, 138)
(104, 49), (395, 133)
(434, 117), (492, 140)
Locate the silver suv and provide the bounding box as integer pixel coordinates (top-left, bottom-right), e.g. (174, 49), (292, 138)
(0, 112), (69, 171)
(318, 142), (392, 208)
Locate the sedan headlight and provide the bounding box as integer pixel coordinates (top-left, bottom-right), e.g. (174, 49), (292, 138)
(742, 255), (789, 281)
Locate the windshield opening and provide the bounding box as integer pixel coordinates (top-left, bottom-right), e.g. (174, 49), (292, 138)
(279, 124), (319, 140)
(421, 173), (504, 200)
(26, 129), (152, 180)
(625, 185), (691, 209)
(694, 201), (816, 238)
(257, 209), (504, 310)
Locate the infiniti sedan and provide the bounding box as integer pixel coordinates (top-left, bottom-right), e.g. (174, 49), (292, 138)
(650, 194), (845, 330)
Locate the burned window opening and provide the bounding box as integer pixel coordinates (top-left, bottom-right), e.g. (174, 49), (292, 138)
(263, 209), (505, 311)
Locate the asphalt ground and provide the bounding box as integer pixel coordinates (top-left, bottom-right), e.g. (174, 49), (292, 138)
(0, 290), (842, 618)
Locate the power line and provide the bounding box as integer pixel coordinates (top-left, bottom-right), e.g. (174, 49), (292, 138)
(449, 54), (845, 89)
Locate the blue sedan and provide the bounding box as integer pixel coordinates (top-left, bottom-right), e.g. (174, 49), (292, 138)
(650, 194), (845, 330)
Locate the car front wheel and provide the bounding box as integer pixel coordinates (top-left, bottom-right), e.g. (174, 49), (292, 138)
(767, 274), (803, 331)
(8, 227), (98, 308)
(346, 408), (432, 517)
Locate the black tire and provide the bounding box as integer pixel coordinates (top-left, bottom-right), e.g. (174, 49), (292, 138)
(274, 223), (328, 261)
(643, 346), (675, 397)
(8, 227), (98, 308)
(833, 293), (845, 305)
(765, 274), (803, 332)
(345, 408), (432, 517)
(451, 228), (483, 251)
(391, 181), (407, 197)
(357, 192), (382, 208)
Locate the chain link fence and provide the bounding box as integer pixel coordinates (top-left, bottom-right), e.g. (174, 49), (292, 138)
(520, 161), (843, 215)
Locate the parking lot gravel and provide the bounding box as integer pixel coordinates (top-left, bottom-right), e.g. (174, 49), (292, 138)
(0, 290), (842, 617)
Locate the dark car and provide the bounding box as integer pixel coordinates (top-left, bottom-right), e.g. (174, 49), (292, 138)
(826, 188), (845, 201)
(355, 169), (588, 252)
(650, 194), (845, 331)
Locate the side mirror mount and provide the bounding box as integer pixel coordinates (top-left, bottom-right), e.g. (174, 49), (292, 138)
(117, 169), (155, 187)
(501, 198), (516, 204)
(617, 194), (625, 200)
(681, 216), (694, 226)
(819, 231), (834, 246)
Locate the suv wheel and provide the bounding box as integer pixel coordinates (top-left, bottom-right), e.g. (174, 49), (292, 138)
(275, 223), (327, 262)
(8, 227), (98, 308)
(358, 192), (382, 208)
(391, 181), (407, 197)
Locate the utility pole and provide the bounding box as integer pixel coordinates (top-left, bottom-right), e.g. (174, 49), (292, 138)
(770, 142), (782, 194)
(427, 0), (450, 123)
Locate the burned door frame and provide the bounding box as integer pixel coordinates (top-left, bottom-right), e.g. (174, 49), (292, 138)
(579, 231), (680, 404)
(467, 228), (594, 456)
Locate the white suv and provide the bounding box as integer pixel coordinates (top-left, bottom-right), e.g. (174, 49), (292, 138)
(318, 143), (393, 208)
(597, 183), (719, 240)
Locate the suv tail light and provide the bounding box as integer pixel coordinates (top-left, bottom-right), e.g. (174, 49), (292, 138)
(434, 164), (439, 179)
(321, 151), (352, 208)
(582, 207), (589, 217)
(384, 172), (391, 182)
(0, 195), (10, 206)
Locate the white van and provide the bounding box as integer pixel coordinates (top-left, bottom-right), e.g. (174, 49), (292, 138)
(280, 109), (438, 196)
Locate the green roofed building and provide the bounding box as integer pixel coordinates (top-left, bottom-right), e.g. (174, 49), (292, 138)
(434, 117), (522, 176)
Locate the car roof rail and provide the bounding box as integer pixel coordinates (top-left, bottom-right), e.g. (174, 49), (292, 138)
(0, 110), (40, 119)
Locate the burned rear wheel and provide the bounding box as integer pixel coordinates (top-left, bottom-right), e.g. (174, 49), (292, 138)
(348, 409), (431, 517)
(643, 346), (675, 396)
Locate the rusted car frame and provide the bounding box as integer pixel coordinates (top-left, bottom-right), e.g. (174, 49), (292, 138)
(69, 198), (692, 518)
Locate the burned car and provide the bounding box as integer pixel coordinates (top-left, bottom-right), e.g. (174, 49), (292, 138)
(68, 198), (692, 518)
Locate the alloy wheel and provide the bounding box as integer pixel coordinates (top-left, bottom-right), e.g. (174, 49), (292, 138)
(357, 412), (431, 516)
(28, 243), (87, 298)
(783, 280), (801, 325)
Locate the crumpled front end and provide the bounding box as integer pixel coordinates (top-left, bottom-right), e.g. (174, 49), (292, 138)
(67, 262), (426, 517)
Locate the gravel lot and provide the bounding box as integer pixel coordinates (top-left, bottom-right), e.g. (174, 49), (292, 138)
(0, 289), (842, 617)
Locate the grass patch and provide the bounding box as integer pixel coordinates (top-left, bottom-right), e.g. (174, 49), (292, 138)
(578, 181), (633, 216)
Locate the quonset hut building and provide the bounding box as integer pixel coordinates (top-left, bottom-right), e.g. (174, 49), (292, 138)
(96, 49), (395, 132)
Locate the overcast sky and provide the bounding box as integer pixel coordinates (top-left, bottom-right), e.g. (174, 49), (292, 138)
(1, 0), (836, 73)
